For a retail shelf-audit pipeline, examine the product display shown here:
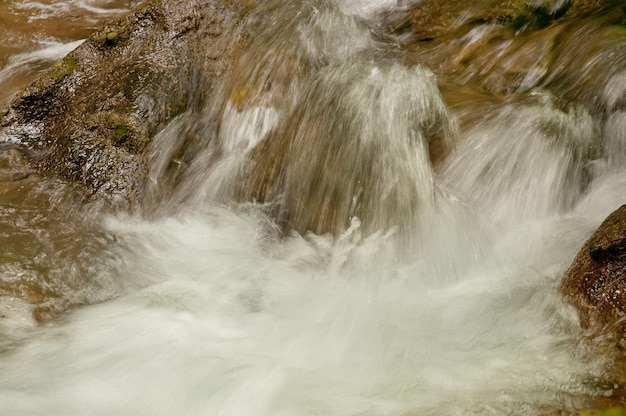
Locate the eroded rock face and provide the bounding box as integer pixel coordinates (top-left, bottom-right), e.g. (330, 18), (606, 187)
(0, 0), (246, 207)
(404, 0), (617, 41)
(561, 205), (626, 332)
(374, 0), (626, 102)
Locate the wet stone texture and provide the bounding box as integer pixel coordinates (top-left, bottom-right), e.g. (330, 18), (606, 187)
(0, 0), (247, 207)
(561, 205), (626, 334)
(561, 205), (626, 409)
(404, 0), (619, 41)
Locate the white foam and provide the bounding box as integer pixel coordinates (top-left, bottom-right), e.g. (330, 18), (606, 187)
(0, 0), (618, 414)
(14, 0), (135, 21)
(0, 203), (601, 415)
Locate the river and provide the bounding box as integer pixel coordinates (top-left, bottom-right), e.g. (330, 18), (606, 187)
(0, 0), (625, 414)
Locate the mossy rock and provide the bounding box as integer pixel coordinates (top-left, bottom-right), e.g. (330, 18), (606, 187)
(86, 112), (149, 154)
(405, 0), (618, 41)
(50, 56), (78, 82)
(99, 29), (122, 48)
(0, 0), (247, 207)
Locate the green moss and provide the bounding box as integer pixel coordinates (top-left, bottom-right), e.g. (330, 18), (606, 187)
(98, 26), (126, 48)
(50, 56), (78, 82)
(581, 407), (626, 416)
(105, 31), (119, 45)
(104, 114), (136, 149)
(112, 123), (132, 146)
(87, 111), (148, 153)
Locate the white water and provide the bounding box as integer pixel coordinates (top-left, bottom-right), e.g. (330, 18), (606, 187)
(0, 39), (85, 83)
(0, 0), (140, 107)
(10, 0), (135, 21)
(1, 0), (626, 414)
(0, 200), (609, 415)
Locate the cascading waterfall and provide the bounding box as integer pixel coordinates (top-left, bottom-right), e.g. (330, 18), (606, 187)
(442, 94), (599, 222)
(1, 0), (626, 415)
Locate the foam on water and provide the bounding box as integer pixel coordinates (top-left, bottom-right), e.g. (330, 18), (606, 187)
(0, 202), (602, 415)
(0, 39), (84, 83)
(13, 0), (134, 21)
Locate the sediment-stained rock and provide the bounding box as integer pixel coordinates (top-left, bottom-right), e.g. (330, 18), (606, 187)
(0, 0), (247, 207)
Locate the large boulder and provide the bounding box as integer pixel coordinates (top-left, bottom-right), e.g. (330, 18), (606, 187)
(561, 205), (626, 332)
(0, 0), (247, 207)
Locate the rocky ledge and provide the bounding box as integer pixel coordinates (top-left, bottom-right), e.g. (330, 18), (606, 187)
(0, 0), (247, 207)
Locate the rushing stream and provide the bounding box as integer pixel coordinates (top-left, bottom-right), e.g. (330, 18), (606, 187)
(1, 0), (626, 414)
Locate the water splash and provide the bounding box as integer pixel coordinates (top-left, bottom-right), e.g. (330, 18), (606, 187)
(0, 39), (84, 83)
(442, 92), (599, 223)
(1, 0), (625, 414)
(236, 61), (450, 237)
(0, 204), (600, 415)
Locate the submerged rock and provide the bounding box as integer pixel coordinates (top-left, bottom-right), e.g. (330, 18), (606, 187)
(377, 0), (626, 100)
(236, 62), (451, 237)
(561, 205), (626, 332)
(0, 0), (247, 207)
(404, 0), (618, 41)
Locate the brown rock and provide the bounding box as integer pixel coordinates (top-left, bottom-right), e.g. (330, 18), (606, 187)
(405, 0), (611, 42)
(561, 204), (626, 331)
(0, 0), (247, 207)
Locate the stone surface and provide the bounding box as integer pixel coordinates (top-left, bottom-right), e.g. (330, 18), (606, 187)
(0, 0), (246, 207)
(395, 0), (626, 100)
(561, 205), (626, 331)
(405, 0), (618, 41)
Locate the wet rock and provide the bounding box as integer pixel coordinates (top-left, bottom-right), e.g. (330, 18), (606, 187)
(396, 0), (626, 100)
(0, 0), (247, 207)
(405, 0), (617, 41)
(525, 15), (626, 116)
(481, 24), (563, 93)
(561, 204), (626, 332)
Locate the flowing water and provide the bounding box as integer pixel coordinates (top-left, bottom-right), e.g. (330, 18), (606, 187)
(1, 0), (626, 414)
(0, 0), (141, 108)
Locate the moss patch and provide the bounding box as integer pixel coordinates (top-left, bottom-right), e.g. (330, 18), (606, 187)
(112, 122), (132, 146)
(88, 112), (149, 153)
(104, 31), (120, 46)
(98, 26), (127, 48)
(50, 56), (78, 82)
(581, 407), (626, 416)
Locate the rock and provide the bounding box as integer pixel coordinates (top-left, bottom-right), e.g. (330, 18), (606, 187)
(398, 0), (626, 99)
(404, 0), (616, 42)
(0, 0), (247, 207)
(561, 204), (626, 331)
